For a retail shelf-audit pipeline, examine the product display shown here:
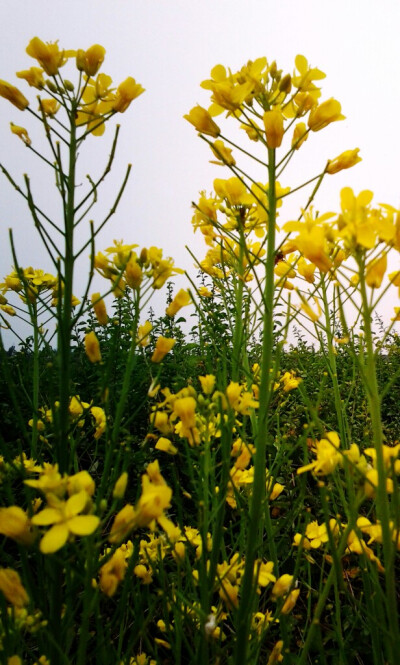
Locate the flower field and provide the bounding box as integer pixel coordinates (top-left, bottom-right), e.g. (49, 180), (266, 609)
(0, 38), (400, 665)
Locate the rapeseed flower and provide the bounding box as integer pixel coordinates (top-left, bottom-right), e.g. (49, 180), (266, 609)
(151, 336), (175, 363)
(31, 490), (100, 553)
(85, 331), (102, 363)
(0, 569), (29, 607)
(0, 80), (29, 110)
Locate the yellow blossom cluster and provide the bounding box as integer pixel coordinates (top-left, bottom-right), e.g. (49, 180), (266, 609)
(94, 240), (183, 298)
(0, 466), (99, 553)
(0, 37), (144, 140)
(108, 461), (176, 543)
(28, 395), (107, 439)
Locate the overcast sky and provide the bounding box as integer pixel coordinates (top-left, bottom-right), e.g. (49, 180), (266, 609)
(1, 0), (399, 343)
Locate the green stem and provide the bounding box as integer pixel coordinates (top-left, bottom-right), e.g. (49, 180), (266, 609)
(358, 253), (400, 661)
(234, 148), (277, 665)
(57, 102), (77, 473)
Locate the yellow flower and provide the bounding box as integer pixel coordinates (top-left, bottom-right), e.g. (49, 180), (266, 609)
(0, 80), (29, 110)
(31, 490), (100, 554)
(8, 657), (23, 665)
(113, 77), (145, 113)
(151, 336), (175, 363)
(199, 374), (216, 395)
(125, 255), (142, 289)
(99, 547), (128, 596)
(308, 98), (345, 131)
(281, 588), (300, 614)
(266, 640), (284, 665)
(26, 37), (66, 76)
(263, 109), (284, 149)
(90, 406), (107, 439)
(297, 431), (342, 476)
(184, 105), (220, 137)
(365, 253), (387, 288)
(39, 98), (60, 116)
(109, 504), (136, 543)
(155, 437), (178, 455)
(10, 122), (31, 146)
(198, 286), (212, 297)
(0, 506), (33, 544)
(166, 289), (191, 317)
(76, 45), (106, 76)
(327, 148), (361, 174)
(16, 66), (45, 89)
(113, 472), (128, 499)
(67, 470), (95, 497)
(137, 320), (152, 347)
(91, 293), (108, 325)
(0, 568), (29, 607)
(85, 331), (102, 363)
(209, 139), (236, 166)
(271, 574), (294, 600)
(291, 121), (308, 149)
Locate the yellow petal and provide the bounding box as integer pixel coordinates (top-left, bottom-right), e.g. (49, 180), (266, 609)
(31, 507), (62, 526)
(68, 515), (100, 536)
(40, 524), (69, 553)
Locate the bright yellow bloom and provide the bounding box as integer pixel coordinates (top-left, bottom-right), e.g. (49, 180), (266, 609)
(0, 569), (29, 607)
(166, 289), (191, 317)
(267, 641), (284, 665)
(281, 588), (300, 614)
(280, 370), (302, 392)
(151, 336), (175, 363)
(16, 66), (45, 88)
(271, 574), (294, 600)
(125, 256), (142, 289)
(214, 177), (253, 207)
(365, 253), (387, 288)
(91, 292), (108, 325)
(308, 98), (345, 131)
(209, 139), (236, 166)
(198, 286), (212, 297)
(0, 506), (33, 544)
(155, 437), (178, 455)
(184, 105), (220, 137)
(199, 374), (216, 395)
(297, 431), (341, 476)
(31, 490), (100, 553)
(113, 77), (145, 113)
(85, 331), (102, 363)
(8, 657), (23, 665)
(291, 121), (308, 149)
(263, 109), (284, 148)
(90, 406), (107, 439)
(0, 80), (29, 110)
(26, 37), (66, 76)
(99, 547), (128, 596)
(113, 472), (128, 499)
(67, 470), (95, 497)
(76, 45), (106, 76)
(10, 122), (31, 146)
(137, 320), (152, 347)
(24, 462), (66, 496)
(327, 148), (361, 174)
(39, 98), (60, 116)
(109, 504), (136, 543)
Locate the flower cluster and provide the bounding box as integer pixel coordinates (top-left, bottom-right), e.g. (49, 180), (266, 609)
(0, 37), (144, 139)
(94, 240), (183, 297)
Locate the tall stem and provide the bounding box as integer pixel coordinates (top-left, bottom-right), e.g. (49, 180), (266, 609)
(234, 148), (277, 664)
(57, 106), (77, 473)
(358, 255), (400, 662)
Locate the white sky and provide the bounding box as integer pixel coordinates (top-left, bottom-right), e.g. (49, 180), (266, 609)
(0, 0), (400, 344)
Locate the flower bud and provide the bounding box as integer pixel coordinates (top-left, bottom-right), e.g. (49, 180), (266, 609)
(263, 109), (284, 149)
